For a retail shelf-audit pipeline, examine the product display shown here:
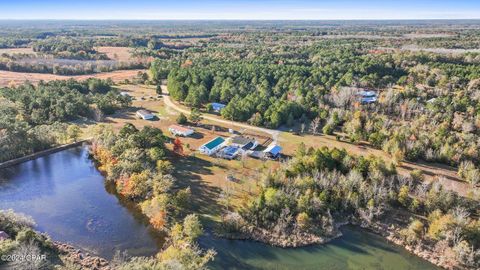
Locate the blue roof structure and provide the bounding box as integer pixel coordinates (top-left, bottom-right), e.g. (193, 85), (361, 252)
(211, 102), (226, 111)
(264, 145), (282, 157)
(223, 146), (239, 158)
(203, 137), (225, 150)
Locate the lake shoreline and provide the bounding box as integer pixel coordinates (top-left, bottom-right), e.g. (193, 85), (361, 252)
(219, 218), (455, 269)
(54, 241), (112, 270)
(215, 216), (454, 270)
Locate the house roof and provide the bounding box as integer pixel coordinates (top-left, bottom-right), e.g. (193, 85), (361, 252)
(231, 136), (255, 146)
(361, 96), (377, 103)
(137, 109), (153, 116)
(223, 146), (239, 156)
(203, 137), (225, 150)
(169, 125), (193, 133)
(242, 141), (254, 150)
(264, 144), (282, 155)
(358, 90), (377, 97)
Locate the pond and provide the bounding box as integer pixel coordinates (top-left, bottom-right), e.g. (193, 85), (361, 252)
(0, 146), (162, 259)
(0, 146), (440, 269)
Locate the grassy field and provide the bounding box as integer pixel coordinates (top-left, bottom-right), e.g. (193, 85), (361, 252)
(0, 47), (35, 55)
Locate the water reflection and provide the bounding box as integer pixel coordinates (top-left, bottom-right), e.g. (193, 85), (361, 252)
(0, 146), (162, 259)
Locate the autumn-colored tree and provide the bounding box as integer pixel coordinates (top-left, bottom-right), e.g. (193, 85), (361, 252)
(401, 219), (424, 245)
(119, 171), (150, 199)
(428, 210), (455, 240)
(173, 137), (184, 155)
(398, 185), (410, 207)
(150, 211), (167, 230)
(296, 212), (311, 230)
(141, 194), (169, 230)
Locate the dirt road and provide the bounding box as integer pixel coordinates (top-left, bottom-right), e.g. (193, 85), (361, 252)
(161, 85), (280, 141)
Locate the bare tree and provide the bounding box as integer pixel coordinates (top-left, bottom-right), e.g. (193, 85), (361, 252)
(309, 117), (321, 135)
(9, 241), (48, 270)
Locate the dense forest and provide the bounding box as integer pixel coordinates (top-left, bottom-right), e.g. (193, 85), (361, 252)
(0, 79), (130, 162)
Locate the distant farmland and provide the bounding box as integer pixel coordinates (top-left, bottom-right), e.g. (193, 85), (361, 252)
(0, 68), (145, 86)
(0, 46), (149, 75)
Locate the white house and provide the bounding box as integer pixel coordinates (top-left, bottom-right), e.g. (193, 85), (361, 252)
(136, 110), (154, 120)
(168, 125), (194, 137)
(199, 137), (225, 155)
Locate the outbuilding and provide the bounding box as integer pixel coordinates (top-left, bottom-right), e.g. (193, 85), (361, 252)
(263, 144), (282, 159)
(136, 110), (155, 120)
(220, 146), (240, 160)
(230, 136), (258, 150)
(168, 125), (194, 137)
(199, 137), (226, 155)
(211, 103), (226, 113)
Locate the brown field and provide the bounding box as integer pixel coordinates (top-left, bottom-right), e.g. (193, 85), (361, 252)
(0, 47), (35, 55)
(0, 47), (135, 61)
(0, 69), (146, 87)
(96, 46), (135, 61)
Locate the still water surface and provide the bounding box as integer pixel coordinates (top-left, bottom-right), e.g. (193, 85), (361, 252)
(0, 146), (162, 259)
(0, 146), (440, 269)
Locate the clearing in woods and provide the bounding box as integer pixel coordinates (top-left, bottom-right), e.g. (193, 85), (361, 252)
(0, 69), (145, 87)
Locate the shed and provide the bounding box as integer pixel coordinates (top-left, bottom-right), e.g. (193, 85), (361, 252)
(136, 110), (154, 120)
(247, 150), (265, 159)
(169, 125), (194, 137)
(211, 103), (226, 113)
(199, 137), (225, 155)
(263, 144), (282, 159)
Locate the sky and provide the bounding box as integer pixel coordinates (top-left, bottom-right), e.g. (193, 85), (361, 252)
(0, 0), (479, 20)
